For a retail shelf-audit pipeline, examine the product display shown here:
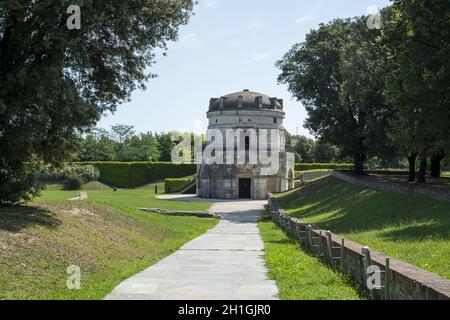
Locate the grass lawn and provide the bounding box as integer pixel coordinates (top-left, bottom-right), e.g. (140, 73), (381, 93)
(258, 218), (364, 300)
(0, 185), (217, 299)
(276, 178), (450, 279)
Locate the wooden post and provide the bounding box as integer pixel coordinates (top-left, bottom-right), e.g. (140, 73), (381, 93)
(326, 231), (334, 267)
(385, 257), (390, 300)
(319, 231), (323, 252)
(306, 225), (313, 251)
(289, 219), (295, 236)
(340, 238), (345, 269)
(295, 223), (302, 243)
(362, 246), (374, 300)
(155, 185), (158, 194)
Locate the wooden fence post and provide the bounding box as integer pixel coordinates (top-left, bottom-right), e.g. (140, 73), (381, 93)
(362, 246), (374, 300)
(325, 231), (334, 267)
(306, 225), (313, 251)
(385, 257), (390, 300)
(340, 238), (345, 269)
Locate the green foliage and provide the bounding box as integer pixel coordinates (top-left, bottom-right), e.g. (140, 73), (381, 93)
(277, 16), (394, 174)
(35, 165), (100, 190)
(294, 163), (353, 171)
(164, 178), (195, 194)
(79, 162), (196, 188)
(285, 132), (341, 163)
(0, 165), (42, 205)
(0, 1), (195, 204)
(381, 0), (450, 181)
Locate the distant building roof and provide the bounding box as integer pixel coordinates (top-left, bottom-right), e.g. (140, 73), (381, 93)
(209, 89), (283, 111)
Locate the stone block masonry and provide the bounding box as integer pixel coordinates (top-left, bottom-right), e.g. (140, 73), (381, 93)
(268, 195), (450, 300)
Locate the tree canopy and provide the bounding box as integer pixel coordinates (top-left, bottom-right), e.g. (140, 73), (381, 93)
(277, 17), (393, 174)
(0, 0), (194, 203)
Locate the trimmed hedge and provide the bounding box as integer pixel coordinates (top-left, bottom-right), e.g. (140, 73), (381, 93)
(165, 178), (195, 194)
(76, 162), (196, 188)
(295, 163), (353, 171)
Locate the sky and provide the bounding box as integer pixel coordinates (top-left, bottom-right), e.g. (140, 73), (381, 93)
(98, 0), (391, 138)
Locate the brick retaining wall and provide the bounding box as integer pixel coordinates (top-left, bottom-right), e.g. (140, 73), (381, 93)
(268, 194), (450, 300)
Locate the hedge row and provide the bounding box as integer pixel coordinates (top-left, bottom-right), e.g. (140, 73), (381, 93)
(76, 162), (196, 188)
(164, 178), (195, 194)
(294, 163), (353, 171)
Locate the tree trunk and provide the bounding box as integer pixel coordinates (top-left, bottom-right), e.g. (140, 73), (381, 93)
(417, 157), (427, 183)
(354, 153), (365, 175)
(430, 152), (444, 178)
(407, 153), (417, 182)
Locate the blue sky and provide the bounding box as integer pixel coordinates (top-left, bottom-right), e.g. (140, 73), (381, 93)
(98, 0), (391, 137)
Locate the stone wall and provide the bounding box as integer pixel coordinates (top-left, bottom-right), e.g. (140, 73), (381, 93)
(297, 171), (331, 182)
(332, 171), (450, 202)
(268, 195), (450, 300)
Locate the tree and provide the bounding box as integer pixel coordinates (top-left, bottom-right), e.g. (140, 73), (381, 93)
(157, 132), (177, 162)
(382, 0), (450, 182)
(77, 128), (116, 161)
(286, 134), (315, 163)
(277, 17), (392, 174)
(313, 143), (338, 163)
(0, 0), (194, 203)
(119, 132), (160, 161)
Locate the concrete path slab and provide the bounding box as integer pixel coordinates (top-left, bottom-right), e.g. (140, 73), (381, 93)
(105, 200), (278, 300)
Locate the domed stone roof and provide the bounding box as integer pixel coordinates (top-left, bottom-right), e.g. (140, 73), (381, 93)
(209, 89), (283, 111)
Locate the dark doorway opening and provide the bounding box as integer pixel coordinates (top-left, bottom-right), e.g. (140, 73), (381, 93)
(239, 178), (251, 199)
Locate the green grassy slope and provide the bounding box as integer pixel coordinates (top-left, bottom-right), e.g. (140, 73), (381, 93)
(0, 187), (216, 299)
(277, 178), (450, 279)
(258, 219), (364, 300)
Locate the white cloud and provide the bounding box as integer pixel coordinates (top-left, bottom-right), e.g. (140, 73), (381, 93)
(295, 16), (315, 24)
(242, 51), (273, 64)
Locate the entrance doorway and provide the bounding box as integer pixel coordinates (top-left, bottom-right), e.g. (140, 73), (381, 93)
(238, 178), (252, 199)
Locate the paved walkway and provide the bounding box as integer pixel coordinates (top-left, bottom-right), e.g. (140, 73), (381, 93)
(105, 199), (278, 300)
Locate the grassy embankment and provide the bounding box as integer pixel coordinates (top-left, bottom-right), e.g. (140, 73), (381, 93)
(258, 216), (364, 300)
(275, 177), (450, 279)
(0, 184), (216, 299)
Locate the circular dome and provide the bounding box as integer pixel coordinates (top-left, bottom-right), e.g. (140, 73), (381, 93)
(209, 89), (283, 111)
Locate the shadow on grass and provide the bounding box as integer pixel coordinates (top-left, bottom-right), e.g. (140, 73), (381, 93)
(378, 223), (450, 241)
(278, 178), (450, 241)
(0, 206), (61, 232)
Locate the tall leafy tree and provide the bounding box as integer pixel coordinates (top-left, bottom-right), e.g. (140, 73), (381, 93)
(156, 132), (177, 162)
(277, 17), (392, 174)
(382, 0), (450, 182)
(0, 0), (194, 203)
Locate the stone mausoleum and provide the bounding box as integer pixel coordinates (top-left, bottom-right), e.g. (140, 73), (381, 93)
(197, 89), (295, 200)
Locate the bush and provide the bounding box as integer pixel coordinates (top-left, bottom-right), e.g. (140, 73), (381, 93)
(63, 172), (84, 190)
(77, 162), (196, 188)
(295, 163), (353, 171)
(35, 165), (100, 190)
(164, 178), (195, 194)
